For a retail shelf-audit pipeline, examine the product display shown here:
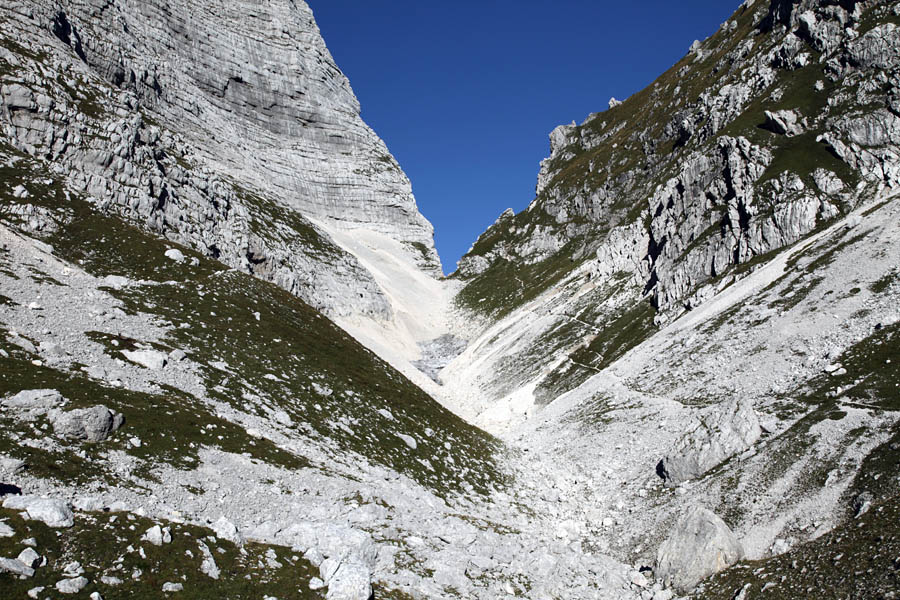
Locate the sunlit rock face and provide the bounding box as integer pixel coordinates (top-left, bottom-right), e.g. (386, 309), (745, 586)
(1, 0), (441, 318)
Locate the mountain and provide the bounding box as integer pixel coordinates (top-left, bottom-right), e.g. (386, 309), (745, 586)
(1, 0), (899, 599)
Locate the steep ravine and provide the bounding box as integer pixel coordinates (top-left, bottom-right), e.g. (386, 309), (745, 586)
(1, 0), (900, 599)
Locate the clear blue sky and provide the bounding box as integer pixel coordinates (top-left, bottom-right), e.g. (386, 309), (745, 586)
(308, 1), (740, 273)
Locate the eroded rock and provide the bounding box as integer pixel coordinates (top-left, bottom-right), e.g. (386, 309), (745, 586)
(656, 505), (743, 592)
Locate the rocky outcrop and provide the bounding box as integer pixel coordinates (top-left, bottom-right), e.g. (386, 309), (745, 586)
(0, 0), (441, 319)
(658, 398), (762, 485)
(764, 109), (806, 136)
(656, 505), (743, 592)
(457, 0), (900, 335)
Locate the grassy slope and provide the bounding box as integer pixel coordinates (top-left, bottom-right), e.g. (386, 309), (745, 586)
(0, 507), (322, 599)
(0, 145), (505, 498)
(453, 1), (896, 409)
(697, 320), (900, 597)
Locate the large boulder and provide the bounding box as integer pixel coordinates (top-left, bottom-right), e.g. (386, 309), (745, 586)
(657, 398), (761, 485)
(656, 506), (743, 592)
(121, 349), (168, 370)
(764, 109), (806, 136)
(2, 389), (63, 411)
(49, 405), (124, 442)
(3, 496), (74, 528)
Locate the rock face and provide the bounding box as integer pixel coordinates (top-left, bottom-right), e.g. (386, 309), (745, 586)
(658, 398), (762, 485)
(0, 0), (440, 319)
(450, 0), (900, 409)
(656, 506), (744, 592)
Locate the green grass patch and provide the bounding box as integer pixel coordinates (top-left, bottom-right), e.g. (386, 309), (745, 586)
(534, 300), (655, 404)
(455, 239), (587, 320)
(696, 493), (900, 599)
(0, 343), (310, 481)
(0, 507), (322, 599)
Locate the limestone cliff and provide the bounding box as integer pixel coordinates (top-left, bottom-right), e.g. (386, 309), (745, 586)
(0, 0), (441, 319)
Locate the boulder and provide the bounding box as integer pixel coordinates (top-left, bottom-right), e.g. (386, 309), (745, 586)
(17, 548), (41, 569)
(2, 389), (63, 410)
(55, 577), (89, 594)
(657, 398), (761, 485)
(212, 517), (242, 545)
(0, 556), (34, 577)
(164, 248), (185, 262)
(764, 109), (806, 136)
(0, 521), (14, 537)
(121, 349), (167, 370)
(394, 433), (417, 450)
(50, 405), (124, 442)
(0, 456), (26, 477)
(656, 506), (743, 592)
(3, 496), (75, 528)
(142, 525), (165, 546)
(198, 541), (220, 579)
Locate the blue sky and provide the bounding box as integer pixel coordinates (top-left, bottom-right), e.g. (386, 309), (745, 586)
(308, 1), (740, 273)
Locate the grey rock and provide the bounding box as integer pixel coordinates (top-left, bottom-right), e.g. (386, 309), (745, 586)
(55, 576), (89, 594)
(325, 561), (372, 600)
(656, 506), (743, 592)
(848, 24), (900, 70)
(853, 491), (874, 517)
(164, 248), (185, 262)
(212, 517), (242, 545)
(394, 433), (417, 450)
(2, 389), (63, 410)
(309, 577), (326, 590)
(17, 548), (41, 569)
(658, 398), (761, 485)
(303, 547), (325, 568)
(764, 109), (806, 136)
(0, 556), (34, 577)
(319, 556), (341, 583)
(72, 497), (106, 512)
(0, 521), (14, 538)
(121, 349), (168, 370)
(162, 582), (183, 592)
(3, 496), (75, 528)
(2, 84), (37, 112)
(142, 525), (165, 546)
(102, 275), (131, 289)
(0, 456), (26, 476)
(198, 541), (220, 579)
(50, 405), (123, 442)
